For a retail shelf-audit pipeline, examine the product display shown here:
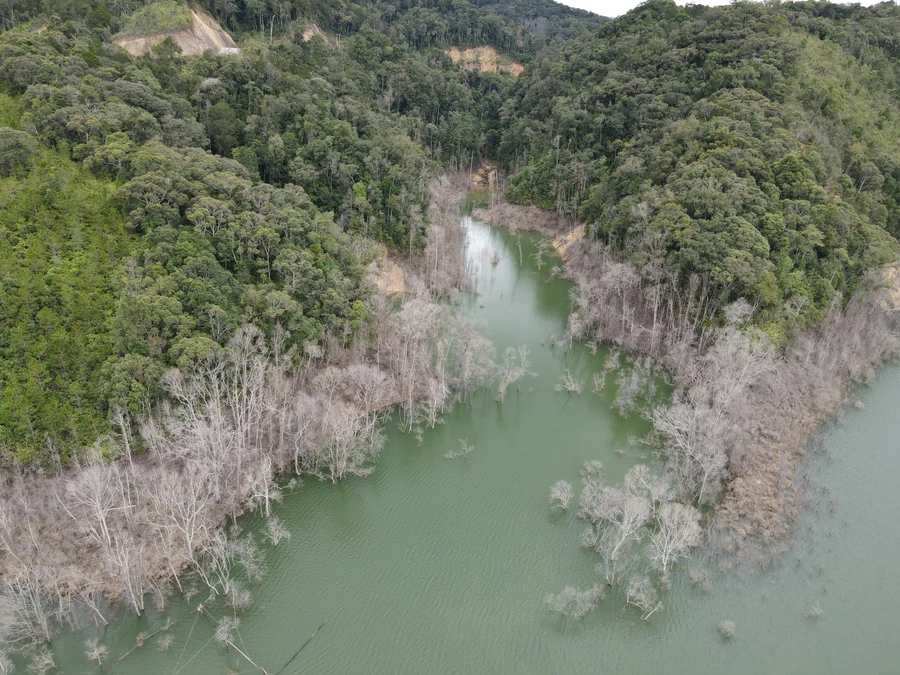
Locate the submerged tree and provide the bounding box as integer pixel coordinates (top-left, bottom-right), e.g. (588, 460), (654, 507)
(544, 585), (603, 619)
(549, 480), (573, 511)
(551, 461), (703, 620)
(648, 502), (702, 577)
(495, 345), (533, 402)
(625, 576), (662, 621)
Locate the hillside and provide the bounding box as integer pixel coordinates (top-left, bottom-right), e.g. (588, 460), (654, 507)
(0, 0), (898, 459)
(114, 6), (238, 56)
(280, 0), (603, 59)
(1, 0), (900, 665)
(499, 0), (900, 339)
(446, 45), (524, 75)
(0, 0), (896, 460)
(0, 0), (572, 463)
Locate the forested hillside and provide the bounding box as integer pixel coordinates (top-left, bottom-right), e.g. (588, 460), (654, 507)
(256, 0), (604, 56)
(1, 0), (900, 664)
(486, 0), (900, 580)
(0, 0), (898, 464)
(500, 0), (900, 339)
(0, 0), (586, 463)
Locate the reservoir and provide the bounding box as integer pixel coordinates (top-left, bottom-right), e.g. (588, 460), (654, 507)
(46, 212), (900, 673)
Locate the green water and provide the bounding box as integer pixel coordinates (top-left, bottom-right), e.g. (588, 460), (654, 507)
(48, 216), (900, 673)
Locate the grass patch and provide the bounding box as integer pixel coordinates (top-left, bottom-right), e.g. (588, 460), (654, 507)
(115, 1), (192, 39)
(0, 92), (22, 127)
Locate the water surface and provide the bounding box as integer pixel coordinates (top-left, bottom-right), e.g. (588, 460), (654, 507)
(47, 215), (900, 673)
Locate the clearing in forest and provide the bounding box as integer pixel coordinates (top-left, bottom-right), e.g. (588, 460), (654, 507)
(446, 46), (523, 75)
(114, 5), (238, 56)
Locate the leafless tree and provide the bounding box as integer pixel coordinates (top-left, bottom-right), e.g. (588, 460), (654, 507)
(247, 456), (282, 518)
(145, 466), (214, 589)
(84, 637), (109, 665)
(312, 402), (384, 483)
(60, 463), (127, 552)
(495, 345), (533, 402)
(555, 370), (583, 395)
(421, 173), (472, 296)
(549, 481), (573, 511)
(625, 576), (662, 620)
(25, 649), (54, 674)
(651, 403), (727, 505)
(544, 585), (603, 619)
(623, 465), (672, 511)
(265, 517), (290, 547)
(445, 439), (474, 460)
(717, 619), (736, 639)
(202, 531), (263, 600)
(648, 502), (702, 576)
(109, 533), (149, 615)
(580, 484), (651, 585)
(0, 573), (54, 647)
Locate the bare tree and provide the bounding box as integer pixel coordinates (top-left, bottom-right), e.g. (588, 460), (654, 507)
(24, 649), (54, 674)
(625, 576), (662, 621)
(444, 439), (474, 460)
(247, 456), (282, 518)
(313, 402), (384, 483)
(202, 531), (264, 599)
(265, 517), (290, 547)
(648, 502), (702, 576)
(651, 403), (726, 505)
(84, 637), (109, 665)
(623, 465), (672, 511)
(717, 619), (736, 639)
(580, 486), (651, 585)
(344, 363), (391, 421)
(495, 345), (533, 402)
(60, 463), (127, 552)
(544, 585), (603, 619)
(0, 573), (54, 647)
(108, 534), (149, 615)
(555, 370), (583, 395)
(549, 481), (573, 511)
(145, 466), (214, 588)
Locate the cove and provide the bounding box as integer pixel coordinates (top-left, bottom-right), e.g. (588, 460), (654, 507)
(45, 213), (900, 673)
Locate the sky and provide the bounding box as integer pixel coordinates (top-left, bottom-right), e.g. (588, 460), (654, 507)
(556, 0), (878, 19)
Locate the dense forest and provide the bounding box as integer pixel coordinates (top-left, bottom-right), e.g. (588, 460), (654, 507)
(0, 0), (599, 463)
(500, 0), (900, 340)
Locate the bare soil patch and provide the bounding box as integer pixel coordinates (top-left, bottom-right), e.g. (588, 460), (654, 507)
(446, 46), (524, 76)
(114, 9), (238, 57)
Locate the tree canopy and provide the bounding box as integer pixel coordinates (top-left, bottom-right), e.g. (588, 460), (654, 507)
(499, 0), (900, 337)
(1, 0), (900, 463)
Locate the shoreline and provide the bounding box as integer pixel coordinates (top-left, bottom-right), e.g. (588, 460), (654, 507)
(471, 187), (900, 558)
(0, 172), (490, 641)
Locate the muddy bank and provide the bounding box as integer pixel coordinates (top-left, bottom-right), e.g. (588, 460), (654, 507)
(473, 199), (584, 260)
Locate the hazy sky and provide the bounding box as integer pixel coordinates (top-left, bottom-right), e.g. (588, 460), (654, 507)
(557, 0), (877, 19)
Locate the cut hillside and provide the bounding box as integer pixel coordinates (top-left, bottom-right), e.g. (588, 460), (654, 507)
(302, 22), (328, 43)
(446, 46), (523, 75)
(114, 6), (238, 57)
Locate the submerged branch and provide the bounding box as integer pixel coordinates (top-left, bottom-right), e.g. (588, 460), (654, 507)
(275, 619), (329, 675)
